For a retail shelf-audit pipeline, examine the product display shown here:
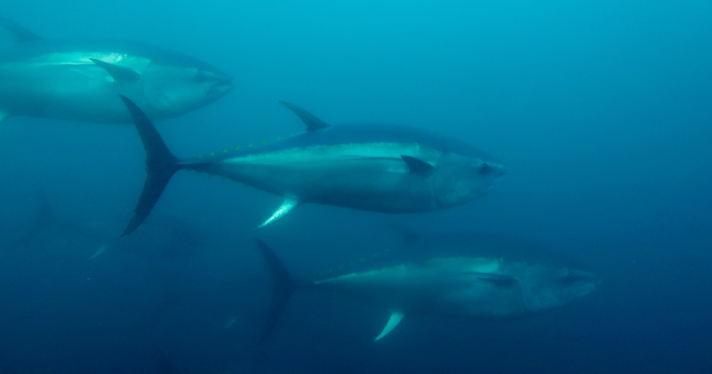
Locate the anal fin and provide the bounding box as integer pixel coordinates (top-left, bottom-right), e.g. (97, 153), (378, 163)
(257, 198), (300, 228)
(375, 311), (404, 341)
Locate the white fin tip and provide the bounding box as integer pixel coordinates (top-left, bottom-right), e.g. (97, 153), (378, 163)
(257, 198), (300, 228)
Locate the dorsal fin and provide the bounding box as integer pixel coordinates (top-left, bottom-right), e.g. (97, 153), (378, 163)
(401, 155), (434, 177)
(0, 16), (40, 43)
(279, 101), (329, 131)
(90, 58), (141, 82)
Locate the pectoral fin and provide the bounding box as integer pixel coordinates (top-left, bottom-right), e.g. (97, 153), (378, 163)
(475, 273), (519, 289)
(90, 58), (141, 82)
(257, 198), (300, 228)
(374, 311), (404, 341)
(452, 272), (518, 289)
(401, 155), (434, 177)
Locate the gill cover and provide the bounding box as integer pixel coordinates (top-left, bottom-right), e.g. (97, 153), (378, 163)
(433, 153), (499, 207)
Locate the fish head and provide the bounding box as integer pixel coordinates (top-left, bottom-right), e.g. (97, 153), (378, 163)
(141, 58), (232, 118)
(432, 153), (505, 207)
(522, 265), (599, 312)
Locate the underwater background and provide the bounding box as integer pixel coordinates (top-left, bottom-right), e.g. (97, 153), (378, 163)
(1, 1), (711, 373)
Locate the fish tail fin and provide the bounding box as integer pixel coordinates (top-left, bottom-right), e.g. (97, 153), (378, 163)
(119, 95), (180, 237)
(255, 239), (297, 342)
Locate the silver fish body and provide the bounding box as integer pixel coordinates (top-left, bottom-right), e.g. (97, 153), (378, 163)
(118, 97), (505, 235)
(257, 234), (599, 341)
(0, 18), (231, 124)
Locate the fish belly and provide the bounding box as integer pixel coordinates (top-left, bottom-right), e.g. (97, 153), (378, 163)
(213, 157), (437, 212)
(0, 61), (140, 122)
(430, 285), (527, 318)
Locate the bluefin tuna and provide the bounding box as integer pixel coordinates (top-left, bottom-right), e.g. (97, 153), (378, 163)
(257, 233), (599, 341)
(0, 17), (232, 124)
(118, 96), (505, 235)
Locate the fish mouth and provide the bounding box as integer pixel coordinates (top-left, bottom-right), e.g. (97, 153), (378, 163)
(568, 270), (600, 295)
(478, 162), (507, 178)
(580, 279), (599, 296)
(196, 71), (234, 97)
(212, 79), (233, 95)
(213, 73), (233, 85)
(206, 79), (233, 101)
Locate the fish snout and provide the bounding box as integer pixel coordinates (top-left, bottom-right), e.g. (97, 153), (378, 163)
(566, 269), (600, 296)
(478, 161), (506, 178)
(212, 74), (233, 95)
(196, 71), (234, 95)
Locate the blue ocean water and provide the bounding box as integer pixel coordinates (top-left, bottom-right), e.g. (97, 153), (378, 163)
(1, 1), (711, 373)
